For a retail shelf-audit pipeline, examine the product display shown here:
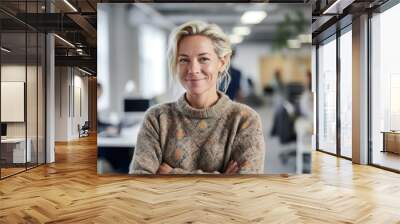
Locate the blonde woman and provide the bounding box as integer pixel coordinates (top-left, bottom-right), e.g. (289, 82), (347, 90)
(129, 20), (265, 174)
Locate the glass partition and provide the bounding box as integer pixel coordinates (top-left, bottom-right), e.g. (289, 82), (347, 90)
(38, 32), (45, 165)
(0, 1), (46, 179)
(27, 30), (38, 169)
(1, 30), (28, 177)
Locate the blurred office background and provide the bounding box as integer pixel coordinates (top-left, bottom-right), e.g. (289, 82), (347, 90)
(97, 3), (313, 174)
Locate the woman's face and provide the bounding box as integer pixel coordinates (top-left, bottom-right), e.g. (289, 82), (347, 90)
(177, 35), (226, 96)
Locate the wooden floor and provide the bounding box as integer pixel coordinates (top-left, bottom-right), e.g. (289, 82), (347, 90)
(1, 163), (44, 178)
(1, 135), (400, 223)
(372, 151), (400, 171)
(0, 167), (26, 178)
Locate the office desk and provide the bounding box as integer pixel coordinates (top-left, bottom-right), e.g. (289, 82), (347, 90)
(97, 124), (140, 173)
(1, 138), (32, 163)
(97, 124), (140, 147)
(381, 131), (400, 154)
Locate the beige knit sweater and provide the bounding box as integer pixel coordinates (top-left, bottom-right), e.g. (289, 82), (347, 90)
(129, 91), (265, 174)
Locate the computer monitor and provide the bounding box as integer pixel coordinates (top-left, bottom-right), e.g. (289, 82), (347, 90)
(1, 123), (7, 137)
(124, 99), (150, 112)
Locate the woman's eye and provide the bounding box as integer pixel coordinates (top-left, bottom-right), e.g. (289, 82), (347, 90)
(179, 58), (189, 63)
(199, 57), (210, 63)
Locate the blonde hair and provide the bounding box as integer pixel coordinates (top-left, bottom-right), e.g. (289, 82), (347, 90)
(167, 20), (232, 92)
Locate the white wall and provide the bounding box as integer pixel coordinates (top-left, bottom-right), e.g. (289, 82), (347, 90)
(55, 67), (89, 141)
(98, 4), (170, 120)
(1, 63), (47, 164)
(98, 4), (140, 118)
(234, 44), (273, 94)
(72, 74), (89, 138)
(1, 65), (40, 136)
(234, 43), (311, 95)
(55, 67), (68, 141)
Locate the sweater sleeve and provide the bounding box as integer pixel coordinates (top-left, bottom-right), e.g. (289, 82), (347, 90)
(170, 168), (220, 174)
(231, 110), (265, 174)
(129, 109), (162, 174)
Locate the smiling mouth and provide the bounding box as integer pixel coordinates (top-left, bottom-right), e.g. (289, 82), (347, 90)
(186, 79), (206, 81)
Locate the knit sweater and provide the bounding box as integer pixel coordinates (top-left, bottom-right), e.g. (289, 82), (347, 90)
(129, 91), (265, 174)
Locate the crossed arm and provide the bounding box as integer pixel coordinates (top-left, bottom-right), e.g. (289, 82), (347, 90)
(157, 160), (239, 174)
(129, 130), (262, 175)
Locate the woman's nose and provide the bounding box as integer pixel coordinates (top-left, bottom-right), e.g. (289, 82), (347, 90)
(188, 60), (201, 74)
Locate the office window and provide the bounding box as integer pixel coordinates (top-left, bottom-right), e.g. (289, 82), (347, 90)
(339, 28), (352, 158)
(97, 5), (110, 111)
(371, 3), (400, 171)
(139, 25), (167, 98)
(317, 36), (337, 154)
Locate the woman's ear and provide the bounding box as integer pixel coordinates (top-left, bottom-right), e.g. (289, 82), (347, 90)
(219, 54), (230, 73)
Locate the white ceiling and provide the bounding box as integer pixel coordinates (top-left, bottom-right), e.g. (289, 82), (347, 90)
(144, 3), (311, 43)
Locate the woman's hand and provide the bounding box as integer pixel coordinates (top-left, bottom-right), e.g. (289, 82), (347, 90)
(157, 163), (173, 174)
(224, 160), (239, 174)
(157, 161), (239, 174)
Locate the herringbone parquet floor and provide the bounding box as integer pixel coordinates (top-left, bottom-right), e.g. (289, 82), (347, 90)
(1, 135), (400, 223)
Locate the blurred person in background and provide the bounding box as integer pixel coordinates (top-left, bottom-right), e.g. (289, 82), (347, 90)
(295, 71), (313, 173)
(270, 69), (298, 144)
(299, 71), (313, 121)
(219, 49), (243, 101)
(129, 20), (265, 175)
(270, 70), (300, 165)
(271, 69), (285, 97)
(270, 69), (287, 111)
(241, 77), (265, 108)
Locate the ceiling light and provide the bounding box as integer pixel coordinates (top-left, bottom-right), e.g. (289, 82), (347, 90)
(229, 34), (243, 45)
(323, 0), (340, 14)
(125, 80), (136, 93)
(233, 26), (251, 36)
(322, 0), (354, 15)
(1, 47), (11, 53)
(240, 11), (267, 25)
(54, 34), (75, 48)
(63, 0), (78, 12)
(298, 34), (312, 43)
(287, 39), (301, 49)
(78, 67), (92, 76)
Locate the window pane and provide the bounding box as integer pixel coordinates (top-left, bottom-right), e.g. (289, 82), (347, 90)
(371, 3), (400, 171)
(318, 37), (337, 154)
(340, 29), (352, 158)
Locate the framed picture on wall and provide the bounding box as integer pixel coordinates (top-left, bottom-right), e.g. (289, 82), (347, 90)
(1, 81), (25, 122)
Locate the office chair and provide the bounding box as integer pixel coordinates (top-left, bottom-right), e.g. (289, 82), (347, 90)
(78, 121), (90, 138)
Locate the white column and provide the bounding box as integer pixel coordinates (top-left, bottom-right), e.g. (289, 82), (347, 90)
(352, 14), (369, 164)
(46, 33), (55, 163)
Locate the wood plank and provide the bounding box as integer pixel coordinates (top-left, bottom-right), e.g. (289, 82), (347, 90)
(0, 135), (399, 223)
